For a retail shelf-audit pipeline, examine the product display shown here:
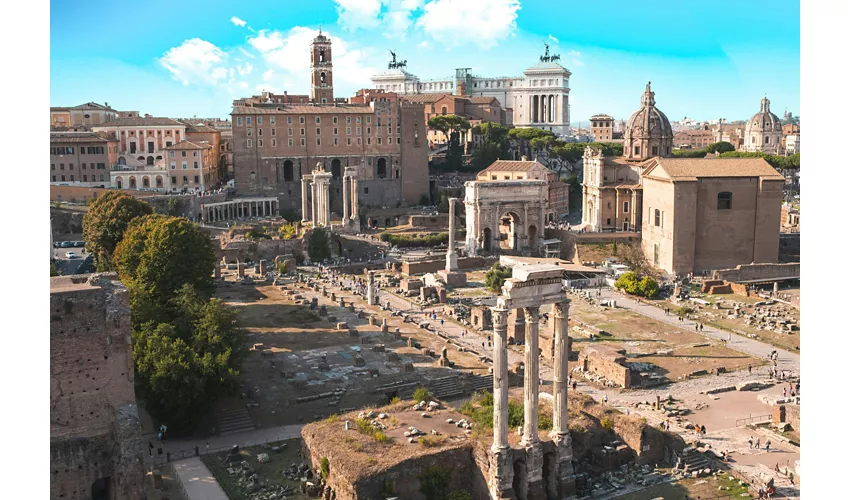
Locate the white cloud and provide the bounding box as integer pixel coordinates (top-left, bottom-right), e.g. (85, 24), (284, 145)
(160, 38), (230, 86)
(418, 40), (429, 48)
(238, 47), (255, 59)
(248, 27), (376, 92)
(263, 69), (274, 81)
(237, 62), (253, 76)
(548, 34), (559, 44)
(335, 0), (383, 30)
(567, 50), (584, 67)
(239, 81), (249, 89)
(231, 16), (247, 27)
(418, 0), (521, 49)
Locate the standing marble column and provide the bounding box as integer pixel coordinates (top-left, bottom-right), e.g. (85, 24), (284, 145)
(489, 306), (514, 499)
(311, 183), (318, 225)
(342, 175), (350, 223)
(445, 198), (458, 272)
(551, 300), (570, 438)
(522, 306), (540, 445)
(366, 271), (376, 305)
(301, 177), (310, 223)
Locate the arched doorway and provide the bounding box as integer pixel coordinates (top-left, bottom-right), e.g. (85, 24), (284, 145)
(283, 160), (294, 182)
(513, 458), (528, 500)
(142, 176), (150, 188)
(129, 177), (137, 188)
(91, 477), (110, 500)
(527, 225), (537, 251)
(137, 156), (144, 162)
(376, 158), (387, 179)
(499, 212), (521, 250)
(483, 227), (492, 252)
(115, 176), (123, 189)
(146, 156), (154, 166)
(331, 159), (342, 180)
(155, 176), (163, 188)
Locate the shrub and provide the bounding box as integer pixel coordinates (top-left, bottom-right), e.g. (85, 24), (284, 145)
(278, 223), (298, 240)
(389, 396), (401, 404)
(419, 466), (450, 500)
(276, 261), (288, 274)
(419, 435), (448, 448)
(379, 232), (449, 248)
(448, 491), (474, 500)
(615, 271), (658, 299)
(419, 194), (432, 206)
(638, 275), (659, 298)
(677, 306), (694, 317)
(354, 418), (391, 443)
(601, 417), (615, 432)
(320, 457), (330, 480)
(413, 386), (433, 403)
(484, 263), (512, 293)
(306, 228), (331, 262)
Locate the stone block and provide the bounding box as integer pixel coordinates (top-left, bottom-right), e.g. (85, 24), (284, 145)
(336, 322), (349, 330)
(403, 362), (415, 373)
(353, 355), (366, 367)
(437, 269), (467, 288)
(387, 351), (399, 362)
(348, 328), (359, 337)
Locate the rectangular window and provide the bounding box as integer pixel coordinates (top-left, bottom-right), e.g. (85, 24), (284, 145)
(51, 164), (55, 170)
(346, 116), (351, 124)
(356, 117), (361, 124)
(172, 176), (177, 184)
(333, 116), (338, 124)
(271, 128), (276, 136)
(169, 151), (175, 158)
(246, 117), (252, 125)
(366, 116), (371, 124)
(70, 175), (74, 181)
(193, 151), (198, 157)
(82, 163), (87, 170)
(171, 163), (176, 169)
(316, 138), (321, 146)
(315, 116), (321, 124)
(100, 174), (104, 181)
(60, 163), (64, 170)
(258, 139), (264, 147)
(247, 139), (252, 147)
(237, 117), (243, 126)
(83, 175), (87, 181)
(357, 127), (361, 135)
(717, 192), (733, 210)
(193, 161), (198, 169)
(183, 176), (188, 184)
(316, 128), (321, 135)
(258, 129), (263, 136)
(182, 162), (187, 169)
(287, 116), (292, 124)
(61, 175), (65, 181)
(247, 128), (252, 137)
(52, 176), (56, 182)
(623, 201), (629, 213)
(334, 138), (338, 145)
(378, 138), (382, 145)
(194, 175), (200, 183)
(357, 137), (362, 145)
(299, 116), (305, 124)
(97, 163), (105, 170)
(288, 128), (293, 136)
(270, 117), (276, 124)
(653, 243), (660, 265)
(300, 128), (305, 136)
(347, 127), (351, 135)
(257, 117), (263, 125)
(301, 138), (306, 146)
(181, 151), (187, 157)
(288, 139), (294, 147)
(347, 138), (351, 145)
(333, 128), (338, 135)
(367, 127), (371, 134)
(272, 138), (277, 147)
(69, 163), (74, 170)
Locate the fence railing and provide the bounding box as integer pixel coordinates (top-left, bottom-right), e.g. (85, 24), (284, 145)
(735, 413), (773, 426)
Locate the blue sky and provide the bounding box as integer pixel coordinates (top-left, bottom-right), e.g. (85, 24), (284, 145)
(50, 0), (800, 124)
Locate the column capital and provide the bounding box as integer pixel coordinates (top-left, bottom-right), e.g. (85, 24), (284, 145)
(491, 306), (510, 326)
(523, 306), (540, 322)
(552, 300), (572, 318)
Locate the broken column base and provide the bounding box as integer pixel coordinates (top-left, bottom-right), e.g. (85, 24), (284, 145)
(551, 432), (578, 499)
(437, 269), (467, 288)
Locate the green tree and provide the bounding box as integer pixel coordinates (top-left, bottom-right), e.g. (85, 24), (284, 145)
(437, 193), (450, 213)
(419, 194), (432, 206)
(706, 141), (735, 154)
(484, 263), (512, 293)
(672, 149), (708, 158)
(429, 115), (471, 170)
(615, 271), (641, 295)
(638, 275), (659, 298)
(306, 228), (331, 262)
(113, 215), (216, 313)
(82, 191), (154, 271)
(471, 142), (504, 170)
(50, 261), (59, 277)
(278, 223), (298, 240)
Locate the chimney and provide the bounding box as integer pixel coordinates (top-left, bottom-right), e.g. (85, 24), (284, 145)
(521, 155), (528, 161)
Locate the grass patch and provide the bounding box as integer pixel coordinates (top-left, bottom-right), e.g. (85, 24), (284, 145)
(458, 391), (552, 432)
(412, 386), (433, 403)
(419, 435), (448, 448)
(355, 418), (391, 444)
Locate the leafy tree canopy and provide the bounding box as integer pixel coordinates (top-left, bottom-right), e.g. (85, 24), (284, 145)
(82, 191), (154, 271)
(484, 263), (512, 293)
(706, 141), (736, 154)
(306, 228), (331, 262)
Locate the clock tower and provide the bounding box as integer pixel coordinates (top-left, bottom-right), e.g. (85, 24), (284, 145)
(310, 30), (334, 103)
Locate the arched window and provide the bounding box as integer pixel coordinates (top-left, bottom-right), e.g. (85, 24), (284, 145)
(441, 106), (447, 116)
(320, 72), (326, 84)
(717, 192), (732, 210)
(654, 209), (661, 227)
(765, 136), (770, 144)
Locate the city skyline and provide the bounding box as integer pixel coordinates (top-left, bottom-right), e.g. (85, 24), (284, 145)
(50, 0), (800, 124)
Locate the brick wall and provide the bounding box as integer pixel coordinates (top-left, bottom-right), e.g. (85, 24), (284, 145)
(578, 346), (631, 388)
(50, 273), (144, 500)
(402, 256), (488, 275)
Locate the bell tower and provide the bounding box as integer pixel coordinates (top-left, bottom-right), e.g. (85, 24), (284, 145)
(310, 29), (333, 103)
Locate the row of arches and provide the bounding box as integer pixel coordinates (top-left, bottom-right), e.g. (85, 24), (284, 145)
(114, 175), (164, 189)
(276, 158), (392, 183)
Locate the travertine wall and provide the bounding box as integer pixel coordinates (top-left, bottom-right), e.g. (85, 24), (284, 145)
(50, 273), (144, 500)
(712, 262), (800, 283)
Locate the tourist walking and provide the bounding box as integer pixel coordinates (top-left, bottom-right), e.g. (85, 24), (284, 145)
(765, 439), (771, 452)
(748, 437), (754, 449)
(603, 394), (608, 404)
(148, 441), (154, 457)
(755, 438), (760, 449)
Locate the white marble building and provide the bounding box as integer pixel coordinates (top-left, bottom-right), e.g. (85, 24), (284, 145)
(371, 48), (572, 136)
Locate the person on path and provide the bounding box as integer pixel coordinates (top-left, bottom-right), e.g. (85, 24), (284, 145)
(783, 388), (787, 399)
(756, 438), (760, 449)
(748, 437), (754, 449)
(789, 472), (794, 486)
(206, 442), (210, 452)
(148, 441), (154, 457)
(765, 439), (771, 452)
(572, 381), (577, 391)
(462, 329), (466, 337)
(701, 425), (706, 438)
(748, 364), (752, 374)
(603, 394), (608, 404)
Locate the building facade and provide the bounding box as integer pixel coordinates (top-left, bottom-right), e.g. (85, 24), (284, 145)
(400, 92), (508, 151)
(231, 32), (430, 214)
(622, 82), (673, 161)
(371, 46), (571, 135)
(50, 102), (118, 129)
(91, 116), (188, 167)
(672, 127), (715, 150)
(589, 114), (614, 142)
(640, 157), (784, 275)
(580, 146), (644, 232)
(50, 132), (119, 187)
(743, 97), (782, 154)
(110, 140), (214, 193)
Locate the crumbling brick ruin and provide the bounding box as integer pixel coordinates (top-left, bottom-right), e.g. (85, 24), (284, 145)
(577, 345), (632, 388)
(50, 273), (145, 500)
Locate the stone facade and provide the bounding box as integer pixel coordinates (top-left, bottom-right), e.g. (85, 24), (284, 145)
(50, 273), (145, 500)
(622, 83), (673, 161)
(371, 47), (572, 136)
(477, 160), (569, 220)
(743, 97), (782, 154)
(580, 147), (644, 232)
(50, 132), (119, 187)
(577, 345), (632, 388)
(640, 157), (784, 275)
(589, 114), (614, 142)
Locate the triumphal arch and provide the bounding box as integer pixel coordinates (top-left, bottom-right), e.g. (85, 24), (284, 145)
(489, 263), (576, 499)
(464, 179), (549, 256)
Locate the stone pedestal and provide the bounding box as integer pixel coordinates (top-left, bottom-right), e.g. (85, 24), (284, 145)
(524, 443), (546, 500)
(237, 263), (246, 278)
(213, 265), (221, 279)
(381, 318), (388, 333)
(259, 259), (267, 275)
(488, 447), (515, 500)
(367, 271), (376, 305)
(437, 269), (468, 288)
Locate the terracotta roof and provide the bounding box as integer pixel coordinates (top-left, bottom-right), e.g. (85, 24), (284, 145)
(50, 133), (108, 143)
(467, 96), (498, 105)
(231, 105), (375, 115)
(480, 160), (546, 173)
(399, 94), (452, 104)
(162, 140), (212, 150)
(91, 116), (185, 127)
(71, 102), (117, 111)
(182, 123), (220, 133)
(645, 157), (784, 181)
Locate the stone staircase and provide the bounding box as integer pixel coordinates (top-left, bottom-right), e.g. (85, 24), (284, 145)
(677, 446), (710, 472)
(216, 408), (256, 436)
(428, 375), (464, 400)
(468, 374), (493, 393)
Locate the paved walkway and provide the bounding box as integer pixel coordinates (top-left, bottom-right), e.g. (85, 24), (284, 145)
(144, 424), (303, 465)
(173, 457), (229, 500)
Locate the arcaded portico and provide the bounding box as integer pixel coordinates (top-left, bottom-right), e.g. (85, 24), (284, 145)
(202, 197), (279, 223)
(465, 179), (548, 257)
(489, 264), (576, 500)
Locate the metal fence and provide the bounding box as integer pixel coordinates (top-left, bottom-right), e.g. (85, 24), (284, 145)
(735, 413), (773, 427)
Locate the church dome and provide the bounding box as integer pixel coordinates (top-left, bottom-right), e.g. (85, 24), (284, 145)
(747, 97), (782, 132)
(622, 82), (673, 161)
